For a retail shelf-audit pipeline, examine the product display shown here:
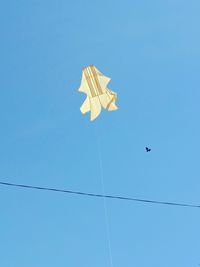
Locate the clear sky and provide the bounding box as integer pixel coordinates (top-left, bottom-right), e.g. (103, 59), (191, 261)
(0, 0), (200, 266)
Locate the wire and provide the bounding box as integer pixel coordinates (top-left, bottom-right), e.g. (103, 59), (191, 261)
(0, 180), (199, 209)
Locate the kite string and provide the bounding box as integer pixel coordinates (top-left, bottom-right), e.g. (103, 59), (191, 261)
(94, 123), (114, 267)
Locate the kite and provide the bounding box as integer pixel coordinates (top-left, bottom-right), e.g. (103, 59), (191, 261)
(78, 65), (118, 121)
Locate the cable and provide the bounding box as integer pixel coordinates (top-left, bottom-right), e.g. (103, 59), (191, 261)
(0, 181), (199, 209)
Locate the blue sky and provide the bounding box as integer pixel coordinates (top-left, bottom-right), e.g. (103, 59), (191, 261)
(0, 0), (200, 266)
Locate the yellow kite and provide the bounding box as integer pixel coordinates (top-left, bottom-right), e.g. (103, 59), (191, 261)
(78, 65), (118, 121)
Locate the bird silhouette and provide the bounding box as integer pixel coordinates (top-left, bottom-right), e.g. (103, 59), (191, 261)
(146, 147), (151, 152)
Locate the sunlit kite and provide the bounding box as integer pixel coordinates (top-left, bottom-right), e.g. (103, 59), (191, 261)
(78, 65), (118, 121)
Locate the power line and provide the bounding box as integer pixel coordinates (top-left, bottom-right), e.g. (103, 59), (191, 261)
(0, 180), (199, 209)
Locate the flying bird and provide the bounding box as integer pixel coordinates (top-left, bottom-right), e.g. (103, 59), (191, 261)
(146, 147), (151, 152)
